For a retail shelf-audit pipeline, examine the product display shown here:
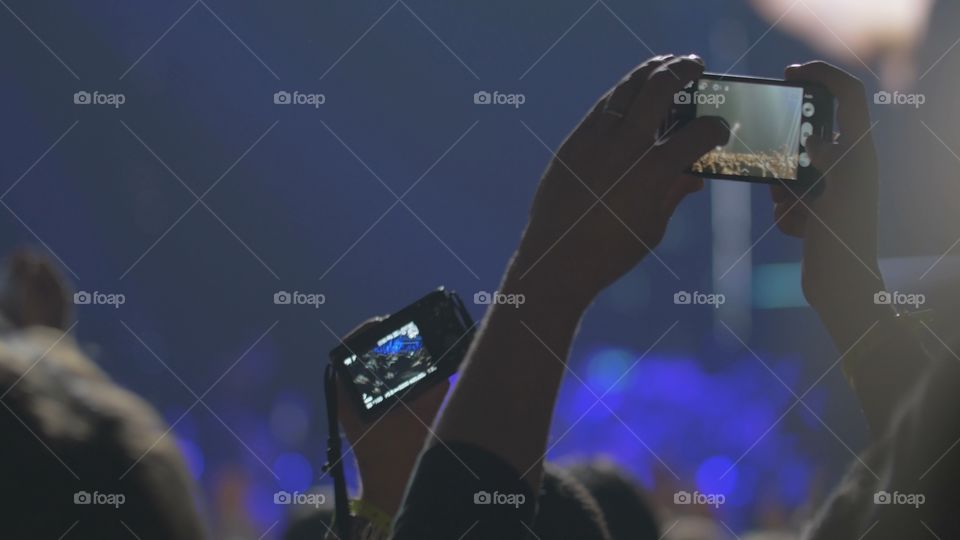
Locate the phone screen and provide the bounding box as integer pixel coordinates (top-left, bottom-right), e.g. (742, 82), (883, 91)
(341, 321), (438, 411)
(681, 76), (825, 183)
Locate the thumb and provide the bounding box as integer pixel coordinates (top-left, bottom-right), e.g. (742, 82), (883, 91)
(805, 135), (842, 174)
(663, 174), (704, 216)
(662, 115), (730, 169)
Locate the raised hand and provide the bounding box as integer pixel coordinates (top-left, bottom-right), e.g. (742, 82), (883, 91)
(770, 61), (888, 349)
(335, 318), (450, 517)
(514, 55), (729, 308)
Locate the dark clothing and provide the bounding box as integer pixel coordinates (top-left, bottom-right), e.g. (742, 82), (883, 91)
(805, 351), (960, 540)
(393, 442), (537, 540)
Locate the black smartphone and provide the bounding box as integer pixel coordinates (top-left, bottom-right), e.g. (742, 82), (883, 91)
(329, 288), (475, 420)
(670, 73), (834, 190)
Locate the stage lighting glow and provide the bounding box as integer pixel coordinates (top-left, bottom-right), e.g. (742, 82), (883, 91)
(273, 452), (314, 493)
(749, 0), (934, 85)
(176, 437), (206, 480)
(246, 481), (284, 527)
(270, 393), (310, 446)
(550, 353), (813, 521)
(585, 348), (633, 392)
(696, 455), (738, 499)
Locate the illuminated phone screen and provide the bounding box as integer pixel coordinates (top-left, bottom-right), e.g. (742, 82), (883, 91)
(688, 79), (814, 182)
(341, 321), (437, 410)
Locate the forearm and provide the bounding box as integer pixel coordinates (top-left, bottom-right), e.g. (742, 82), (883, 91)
(434, 251), (589, 491)
(811, 273), (930, 435)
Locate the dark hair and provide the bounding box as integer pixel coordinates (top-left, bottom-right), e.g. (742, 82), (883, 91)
(0, 250), (72, 330)
(566, 460), (660, 540)
(533, 464), (611, 540)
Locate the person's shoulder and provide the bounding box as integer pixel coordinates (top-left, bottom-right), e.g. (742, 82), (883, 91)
(0, 326), (104, 380)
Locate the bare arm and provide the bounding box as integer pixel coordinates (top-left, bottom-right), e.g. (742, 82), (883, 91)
(771, 61), (929, 434)
(432, 54), (729, 492)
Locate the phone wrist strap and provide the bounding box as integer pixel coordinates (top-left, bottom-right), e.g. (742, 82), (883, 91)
(349, 499), (393, 540)
(322, 363), (352, 539)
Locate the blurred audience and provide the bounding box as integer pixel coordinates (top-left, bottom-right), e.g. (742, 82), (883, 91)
(0, 251), (207, 539)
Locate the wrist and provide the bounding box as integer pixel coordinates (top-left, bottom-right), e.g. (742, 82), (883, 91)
(809, 278), (897, 351)
(503, 249), (595, 318)
(355, 459), (416, 518)
(356, 487), (402, 519)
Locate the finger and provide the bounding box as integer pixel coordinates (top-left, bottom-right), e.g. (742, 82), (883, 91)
(342, 315), (387, 342)
(805, 135), (843, 173)
(335, 372), (366, 430)
(774, 201), (808, 238)
(624, 55), (706, 137)
(409, 378), (451, 415)
(662, 174), (704, 216)
(785, 61), (871, 140)
(770, 184), (795, 205)
(656, 116), (730, 186)
(601, 55), (675, 121)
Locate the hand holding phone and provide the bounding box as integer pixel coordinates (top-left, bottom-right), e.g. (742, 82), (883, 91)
(515, 55), (729, 305)
(330, 289), (474, 421)
(772, 61), (885, 351)
(329, 289), (474, 517)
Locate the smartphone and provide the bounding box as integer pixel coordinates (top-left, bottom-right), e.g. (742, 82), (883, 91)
(670, 73), (834, 190)
(329, 288), (475, 420)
